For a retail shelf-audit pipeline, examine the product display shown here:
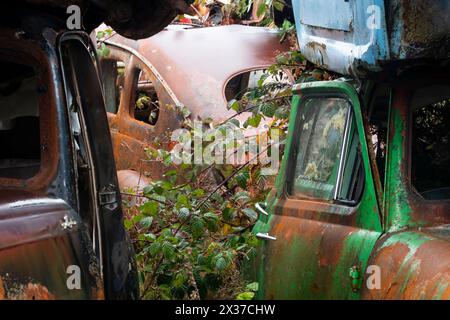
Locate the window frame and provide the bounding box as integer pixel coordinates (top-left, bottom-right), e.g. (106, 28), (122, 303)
(98, 47), (132, 117)
(128, 60), (163, 126)
(285, 92), (365, 206)
(101, 41), (182, 129)
(0, 45), (58, 190)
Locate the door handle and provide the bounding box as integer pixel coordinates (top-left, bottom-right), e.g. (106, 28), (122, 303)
(256, 232), (277, 241)
(255, 202), (269, 216)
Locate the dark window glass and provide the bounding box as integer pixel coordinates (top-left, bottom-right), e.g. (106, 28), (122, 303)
(412, 97), (450, 200)
(0, 61), (40, 179)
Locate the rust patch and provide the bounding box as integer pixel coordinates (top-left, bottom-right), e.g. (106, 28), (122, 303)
(0, 277), (5, 299)
(0, 278), (56, 300)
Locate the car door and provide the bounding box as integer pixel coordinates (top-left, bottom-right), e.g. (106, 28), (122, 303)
(100, 45), (181, 179)
(252, 81), (383, 299)
(0, 34), (103, 299)
(59, 33), (138, 299)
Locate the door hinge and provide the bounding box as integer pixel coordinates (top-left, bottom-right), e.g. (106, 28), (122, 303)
(99, 184), (118, 211)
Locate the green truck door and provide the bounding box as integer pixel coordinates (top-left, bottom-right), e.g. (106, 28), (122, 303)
(253, 81), (383, 299)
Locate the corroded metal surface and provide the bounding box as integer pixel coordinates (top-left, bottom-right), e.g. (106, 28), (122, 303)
(0, 191), (103, 299)
(292, 0), (450, 76)
(106, 25), (290, 121)
(363, 231), (450, 299)
(101, 25), (290, 184)
(0, 14), (137, 299)
(17, 0), (194, 39)
(251, 78), (450, 300)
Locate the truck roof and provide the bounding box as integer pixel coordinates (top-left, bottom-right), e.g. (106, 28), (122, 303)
(292, 0), (450, 76)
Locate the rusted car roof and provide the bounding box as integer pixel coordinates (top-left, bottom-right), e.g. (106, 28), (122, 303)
(104, 25), (290, 121)
(15, 0), (193, 39)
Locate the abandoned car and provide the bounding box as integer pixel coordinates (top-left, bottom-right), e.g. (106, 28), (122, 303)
(251, 0), (450, 299)
(0, 0), (192, 300)
(97, 24), (291, 187)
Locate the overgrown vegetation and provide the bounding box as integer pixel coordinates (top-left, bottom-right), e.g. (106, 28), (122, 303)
(111, 3), (336, 300)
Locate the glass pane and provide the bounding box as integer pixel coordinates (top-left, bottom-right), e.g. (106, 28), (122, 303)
(412, 97), (450, 200)
(292, 97), (349, 200)
(338, 122), (365, 203)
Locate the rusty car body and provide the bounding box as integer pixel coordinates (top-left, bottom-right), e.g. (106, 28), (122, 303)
(0, 0), (191, 300)
(97, 24), (291, 185)
(251, 0), (450, 300)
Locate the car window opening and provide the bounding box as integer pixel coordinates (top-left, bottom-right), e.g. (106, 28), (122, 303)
(368, 85), (390, 189)
(134, 69), (159, 125)
(412, 90), (450, 201)
(0, 60), (40, 180)
(225, 69), (291, 102)
(290, 97), (364, 204)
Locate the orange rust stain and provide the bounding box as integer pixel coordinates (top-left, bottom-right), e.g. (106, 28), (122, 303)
(0, 278), (56, 300)
(365, 238), (450, 300)
(93, 287), (105, 300)
(15, 283), (56, 300)
(363, 243), (410, 300)
(0, 278), (5, 300)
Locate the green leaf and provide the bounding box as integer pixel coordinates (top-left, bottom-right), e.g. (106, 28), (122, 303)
(228, 99), (240, 112)
(257, 2), (267, 17)
(162, 242), (175, 260)
(273, 0), (285, 12)
(140, 216), (154, 228)
(96, 31), (105, 39)
(176, 194), (190, 209)
(274, 107), (290, 119)
(149, 242), (161, 256)
(236, 292), (255, 300)
(222, 207), (236, 222)
(215, 256), (227, 271)
(164, 169), (177, 177)
(140, 201), (159, 216)
(204, 212), (219, 232)
(235, 169), (250, 189)
(172, 273), (186, 289)
(242, 208), (258, 221)
(246, 114), (262, 128)
(162, 181), (173, 190)
(261, 103), (276, 118)
(228, 118), (241, 127)
(192, 188), (205, 198)
(190, 216), (205, 238)
(124, 219), (133, 231)
(233, 191), (251, 203)
(178, 207), (190, 221)
(258, 73), (269, 88)
(246, 282), (259, 292)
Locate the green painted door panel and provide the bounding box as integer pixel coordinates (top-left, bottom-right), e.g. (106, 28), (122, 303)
(252, 81), (383, 299)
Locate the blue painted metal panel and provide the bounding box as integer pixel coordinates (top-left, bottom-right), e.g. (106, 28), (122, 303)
(292, 0), (450, 76)
(299, 0), (353, 32)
